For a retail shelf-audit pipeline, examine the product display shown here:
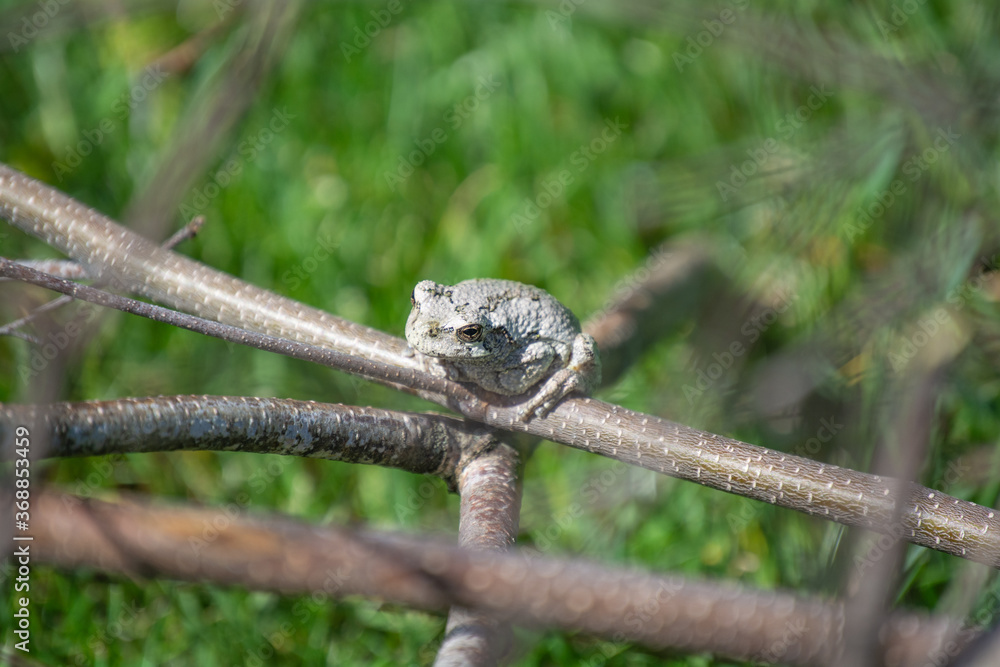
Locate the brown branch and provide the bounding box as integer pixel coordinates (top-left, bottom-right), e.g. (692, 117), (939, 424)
(23, 490), (977, 666)
(0, 259), (90, 281)
(841, 360), (950, 665)
(435, 439), (522, 666)
(492, 398), (1000, 568)
(951, 624), (1000, 667)
(0, 397), (483, 486)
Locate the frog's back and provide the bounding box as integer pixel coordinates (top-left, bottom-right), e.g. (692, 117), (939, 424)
(454, 278), (581, 342)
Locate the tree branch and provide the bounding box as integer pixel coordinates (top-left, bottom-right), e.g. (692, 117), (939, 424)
(4, 164), (1000, 567)
(435, 439), (522, 666)
(0, 396), (490, 486)
(23, 489), (976, 666)
(3, 252), (999, 566)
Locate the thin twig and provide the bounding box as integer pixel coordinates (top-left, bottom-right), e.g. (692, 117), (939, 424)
(0, 257), (460, 406)
(0, 214), (204, 337)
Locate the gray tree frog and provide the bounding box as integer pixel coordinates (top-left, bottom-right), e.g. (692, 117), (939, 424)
(405, 278), (601, 420)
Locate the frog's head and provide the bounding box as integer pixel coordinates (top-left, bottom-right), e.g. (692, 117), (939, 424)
(405, 280), (510, 363)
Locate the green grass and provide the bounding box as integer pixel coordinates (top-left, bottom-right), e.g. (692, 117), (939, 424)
(3, 0), (1000, 664)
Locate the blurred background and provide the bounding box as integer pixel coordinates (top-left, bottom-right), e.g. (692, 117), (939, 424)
(2, 0), (1000, 664)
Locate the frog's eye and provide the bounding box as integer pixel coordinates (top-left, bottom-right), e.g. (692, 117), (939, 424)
(456, 324), (484, 342)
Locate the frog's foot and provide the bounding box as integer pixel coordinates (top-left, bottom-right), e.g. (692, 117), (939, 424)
(517, 333), (601, 421)
(516, 368), (588, 421)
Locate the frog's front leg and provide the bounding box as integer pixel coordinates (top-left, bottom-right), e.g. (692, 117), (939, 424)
(517, 334), (601, 421)
(491, 341), (557, 397)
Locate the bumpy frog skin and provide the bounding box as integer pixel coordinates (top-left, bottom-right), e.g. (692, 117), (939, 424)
(405, 279), (601, 420)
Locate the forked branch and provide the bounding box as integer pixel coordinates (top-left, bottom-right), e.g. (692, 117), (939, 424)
(2, 250), (998, 567)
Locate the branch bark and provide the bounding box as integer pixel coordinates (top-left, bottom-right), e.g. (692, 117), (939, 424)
(435, 440), (522, 666)
(0, 396), (487, 486)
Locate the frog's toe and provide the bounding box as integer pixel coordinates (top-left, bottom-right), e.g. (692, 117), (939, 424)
(518, 369), (587, 420)
(516, 393), (549, 421)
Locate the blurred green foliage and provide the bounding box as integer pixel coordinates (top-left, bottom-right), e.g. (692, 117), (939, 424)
(3, 0), (1000, 664)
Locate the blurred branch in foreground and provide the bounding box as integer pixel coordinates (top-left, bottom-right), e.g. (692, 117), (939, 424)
(19, 489), (976, 667)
